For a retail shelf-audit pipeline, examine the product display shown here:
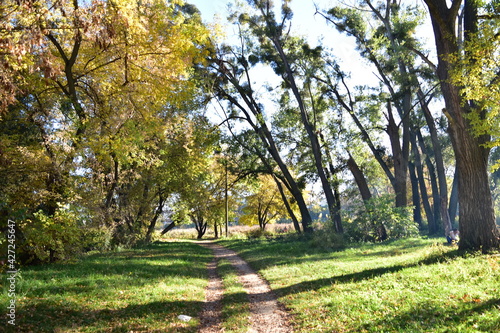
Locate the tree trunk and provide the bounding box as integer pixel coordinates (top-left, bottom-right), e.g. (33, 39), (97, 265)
(449, 169), (459, 226)
(418, 88), (452, 235)
(424, 0), (500, 251)
(346, 152), (372, 202)
(272, 36), (342, 233)
(145, 194), (165, 243)
(416, 130), (442, 233)
(161, 221), (176, 235)
(386, 102), (407, 207)
(215, 70), (313, 232)
(273, 174), (301, 233)
(411, 132), (436, 234)
(409, 161), (422, 228)
(213, 220), (218, 239)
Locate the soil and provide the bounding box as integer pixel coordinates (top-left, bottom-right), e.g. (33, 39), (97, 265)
(197, 240), (293, 333)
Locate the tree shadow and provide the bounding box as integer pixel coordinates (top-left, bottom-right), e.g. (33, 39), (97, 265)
(272, 249), (464, 297)
(20, 242), (212, 297)
(9, 299), (206, 333)
(355, 298), (500, 332)
(7, 241), (213, 332)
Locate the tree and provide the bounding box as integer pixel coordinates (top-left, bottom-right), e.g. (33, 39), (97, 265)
(423, 0), (500, 251)
(210, 38), (314, 232)
(240, 175), (289, 230)
(238, 0), (343, 233)
(1, 0), (215, 257)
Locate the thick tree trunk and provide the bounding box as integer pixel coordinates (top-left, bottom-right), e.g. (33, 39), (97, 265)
(454, 129), (498, 251)
(424, 0), (500, 251)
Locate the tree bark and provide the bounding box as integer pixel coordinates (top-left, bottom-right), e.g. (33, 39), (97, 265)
(273, 174), (301, 233)
(346, 152), (372, 202)
(409, 161), (422, 228)
(386, 102), (408, 207)
(145, 194), (165, 243)
(411, 131), (436, 234)
(449, 168), (459, 226)
(214, 61), (313, 232)
(270, 33), (342, 233)
(424, 0), (500, 251)
(415, 129), (441, 233)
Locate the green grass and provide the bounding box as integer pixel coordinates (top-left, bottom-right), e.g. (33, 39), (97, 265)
(219, 236), (500, 333)
(218, 259), (251, 332)
(1, 241), (211, 332)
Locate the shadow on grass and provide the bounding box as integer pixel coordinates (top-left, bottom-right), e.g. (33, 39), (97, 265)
(356, 298), (500, 332)
(222, 237), (455, 273)
(6, 241), (212, 333)
(8, 299), (205, 333)
(272, 249), (464, 297)
(21, 242), (212, 297)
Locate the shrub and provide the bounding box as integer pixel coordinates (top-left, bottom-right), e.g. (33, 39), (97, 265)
(343, 195), (418, 242)
(19, 206), (83, 263)
(245, 227), (274, 239)
(311, 222), (346, 250)
(81, 226), (113, 252)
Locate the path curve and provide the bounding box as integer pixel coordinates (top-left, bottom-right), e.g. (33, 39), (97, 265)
(197, 240), (293, 333)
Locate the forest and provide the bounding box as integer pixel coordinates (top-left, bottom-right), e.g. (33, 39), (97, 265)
(1, 0), (500, 266)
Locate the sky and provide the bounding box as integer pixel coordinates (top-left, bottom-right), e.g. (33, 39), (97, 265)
(188, 0), (366, 65)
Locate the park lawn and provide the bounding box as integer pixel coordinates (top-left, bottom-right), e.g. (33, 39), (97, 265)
(0, 241), (211, 333)
(220, 237), (500, 333)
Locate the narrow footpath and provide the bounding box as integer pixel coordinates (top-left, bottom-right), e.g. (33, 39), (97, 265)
(197, 241), (293, 333)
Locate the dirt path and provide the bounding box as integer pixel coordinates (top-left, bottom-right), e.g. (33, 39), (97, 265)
(197, 241), (293, 333)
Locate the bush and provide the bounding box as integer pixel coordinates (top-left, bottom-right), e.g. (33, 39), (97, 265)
(343, 195), (419, 242)
(245, 228), (274, 239)
(81, 226), (113, 252)
(19, 206), (83, 263)
(311, 222), (346, 250)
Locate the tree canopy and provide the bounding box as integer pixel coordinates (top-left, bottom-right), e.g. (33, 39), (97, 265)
(1, 0), (499, 261)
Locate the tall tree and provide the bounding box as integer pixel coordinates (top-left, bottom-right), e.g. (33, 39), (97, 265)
(423, 0), (500, 251)
(1, 0), (215, 252)
(237, 0), (343, 232)
(210, 42), (314, 232)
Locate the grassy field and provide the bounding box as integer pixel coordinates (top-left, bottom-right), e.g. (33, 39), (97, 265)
(1, 241), (211, 333)
(219, 236), (500, 333)
(2, 234), (499, 332)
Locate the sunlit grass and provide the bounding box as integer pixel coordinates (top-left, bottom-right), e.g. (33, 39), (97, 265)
(0, 241), (211, 332)
(220, 237), (500, 333)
